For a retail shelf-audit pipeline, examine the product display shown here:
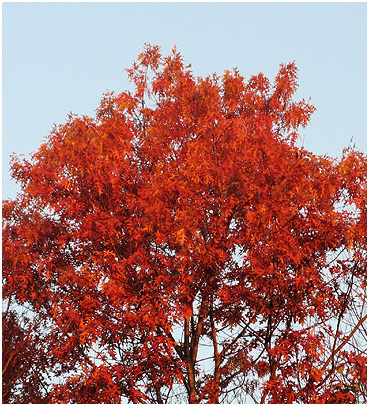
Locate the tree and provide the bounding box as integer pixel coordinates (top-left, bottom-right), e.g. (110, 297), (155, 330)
(2, 44), (366, 404)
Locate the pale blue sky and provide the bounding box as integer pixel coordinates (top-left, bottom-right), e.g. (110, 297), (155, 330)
(2, 1), (367, 199)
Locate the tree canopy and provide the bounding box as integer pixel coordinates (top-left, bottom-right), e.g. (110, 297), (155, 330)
(2, 44), (367, 403)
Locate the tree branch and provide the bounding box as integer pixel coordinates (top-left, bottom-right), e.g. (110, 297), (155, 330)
(321, 314), (367, 372)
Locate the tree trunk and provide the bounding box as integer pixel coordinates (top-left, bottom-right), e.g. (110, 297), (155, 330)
(184, 316), (197, 403)
(210, 295), (220, 404)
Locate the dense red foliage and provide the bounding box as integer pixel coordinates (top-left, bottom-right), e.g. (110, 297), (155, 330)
(3, 45), (366, 403)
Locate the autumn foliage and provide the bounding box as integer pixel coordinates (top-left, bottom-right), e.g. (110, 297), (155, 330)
(2, 45), (367, 403)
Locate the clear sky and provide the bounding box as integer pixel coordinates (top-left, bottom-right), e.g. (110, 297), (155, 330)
(2, 1), (367, 200)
